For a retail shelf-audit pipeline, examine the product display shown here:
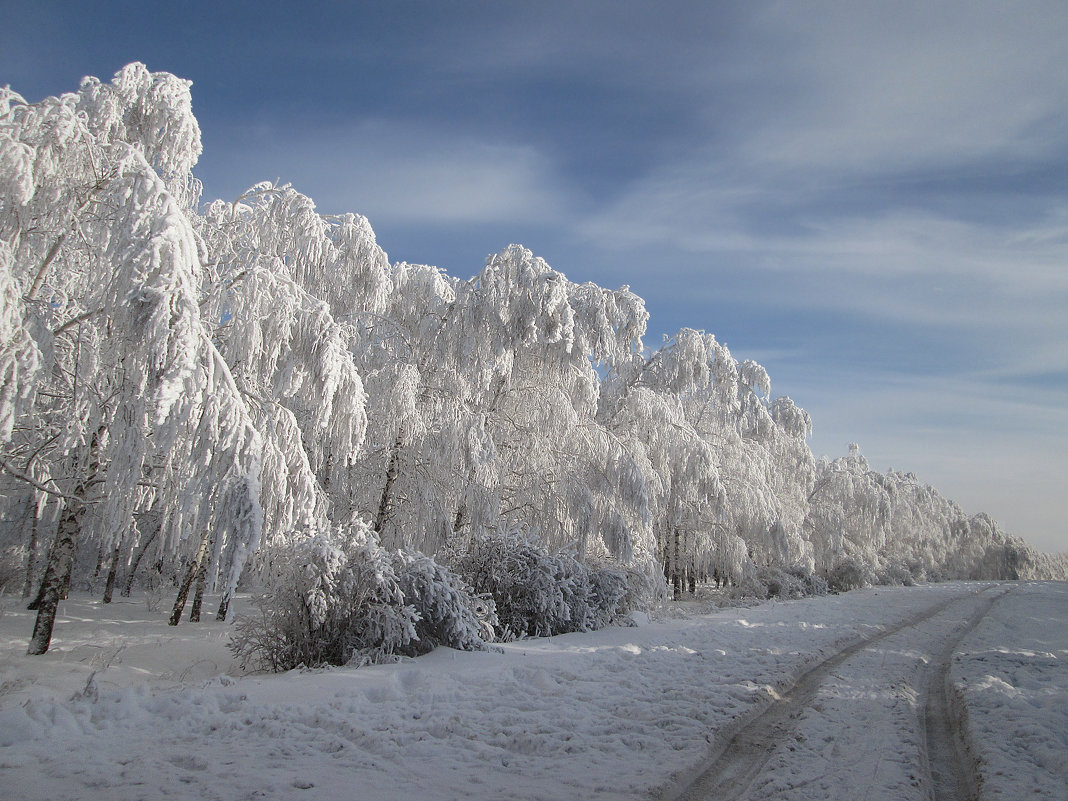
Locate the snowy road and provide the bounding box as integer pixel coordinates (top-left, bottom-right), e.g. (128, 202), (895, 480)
(921, 589), (999, 801)
(1, 582), (1064, 800)
(668, 586), (1007, 801)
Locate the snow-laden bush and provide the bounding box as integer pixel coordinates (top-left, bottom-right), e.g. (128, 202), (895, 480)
(585, 561), (638, 627)
(230, 521), (417, 671)
(728, 566), (828, 601)
(876, 562), (916, 587)
(445, 529), (570, 638)
(824, 557), (876, 593)
(445, 528), (643, 639)
(392, 549), (496, 656)
(790, 566), (829, 597)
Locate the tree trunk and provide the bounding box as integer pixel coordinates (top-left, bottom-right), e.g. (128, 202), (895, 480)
(169, 530), (212, 626)
(21, 496), (41, 599)
(27, 501), (81, 654)
(93, 543), (106, 577)
(215, 592), (231, 622)
(27, 426), (104, 655)
(29, 515), (63, 610)
(444, 502), (468, 551)
(59, 553), (73, 600)
(687, 528), (697, 594)
(102, 545), (121, 604)
(671, 527), (682, 600)
(122, 523), (160, 597)
(373, 431), (404, 536)
(188, 552), (209, 622)
(453, 503), (468, 536)
(27, 555), (48, 609)
(660, 528), (671, 583)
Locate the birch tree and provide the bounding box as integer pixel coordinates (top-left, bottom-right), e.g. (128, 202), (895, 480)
(611, 328), (817, 590)
(0, 65), (264, 651)
(454, 247), (650, 559)
(196, 185), (386, 560)
(339, 244), (656, 579)
(804, 444), (893, 577)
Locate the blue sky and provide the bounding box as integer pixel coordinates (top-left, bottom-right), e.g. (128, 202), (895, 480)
(3, 1), (1066, 553)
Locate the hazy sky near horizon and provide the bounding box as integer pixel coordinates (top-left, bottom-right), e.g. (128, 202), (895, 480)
(3, 1), (1066, 552)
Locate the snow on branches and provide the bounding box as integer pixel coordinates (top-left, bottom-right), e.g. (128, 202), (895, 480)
(1, 64), (1058, 658)
(1, 65), (261, 651)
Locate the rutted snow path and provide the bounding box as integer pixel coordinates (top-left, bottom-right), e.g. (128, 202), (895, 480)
(666, 586), (1007, 801)
(920, 588), (1007, 801)
(948, 582), (1068, 799)
(1, 583), (1064, 801)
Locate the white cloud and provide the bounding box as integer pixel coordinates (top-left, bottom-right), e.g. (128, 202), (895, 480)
(202, 119), (571, 227)
(574, 1), (1068, 348)
(736, 1), (1068, 172)
(584, 178), (1068, 332)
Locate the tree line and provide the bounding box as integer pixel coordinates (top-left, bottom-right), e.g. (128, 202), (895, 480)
(2, 65), (1063, 657)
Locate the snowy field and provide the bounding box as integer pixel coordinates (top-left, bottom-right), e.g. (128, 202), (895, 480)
(0, 582), (1064, 800)
(949, 582), (1068, 799)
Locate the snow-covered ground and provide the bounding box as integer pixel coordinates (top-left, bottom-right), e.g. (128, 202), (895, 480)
(0, 582), (1063, 800)
(950, 581), (1068, 799)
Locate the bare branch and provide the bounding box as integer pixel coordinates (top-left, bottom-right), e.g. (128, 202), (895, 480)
(0, 458), (77, 501)
(51, 308), (102, 336)
(26, 234), (66, 301)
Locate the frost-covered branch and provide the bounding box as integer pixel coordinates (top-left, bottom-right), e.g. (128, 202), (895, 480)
(0, 457), (76, 501)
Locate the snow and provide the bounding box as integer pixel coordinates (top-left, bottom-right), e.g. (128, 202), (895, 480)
(1, 582), (1064, 800)
(950, 581), (1068, 799)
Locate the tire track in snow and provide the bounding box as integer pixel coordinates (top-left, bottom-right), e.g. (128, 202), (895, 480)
(921, 585), (1013, 801)
(662, 585), (1006, 801)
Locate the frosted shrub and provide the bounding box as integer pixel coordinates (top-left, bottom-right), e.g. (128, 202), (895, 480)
(728, 571), (771, 601)
(792, 567), (829, 597)
(586, 560), (648, 627)
(824, 557), (876, 593)
(392, 549), (496, 656)
(446, 529), (567, 638)
(728, 566), (827, 601)
(446, 528), (641, 639)
(230, 521), (417, 671)
(876, 562), (915, 586)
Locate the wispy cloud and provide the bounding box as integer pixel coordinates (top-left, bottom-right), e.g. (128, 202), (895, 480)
(733, 2), (1068, 171)
(199, 119), (572, 228)
(575, 2), (1068, 347)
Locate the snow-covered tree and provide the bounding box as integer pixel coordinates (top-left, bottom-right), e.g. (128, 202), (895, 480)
(604, 328), (817, 594)
(454, 248), (645, 556)
(344, 245), (653, 572)
(805, 444), (893, 578)
(196, 185), (383, 543)
(602, 384), (722, 597)
(0, 65), (264, 652)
